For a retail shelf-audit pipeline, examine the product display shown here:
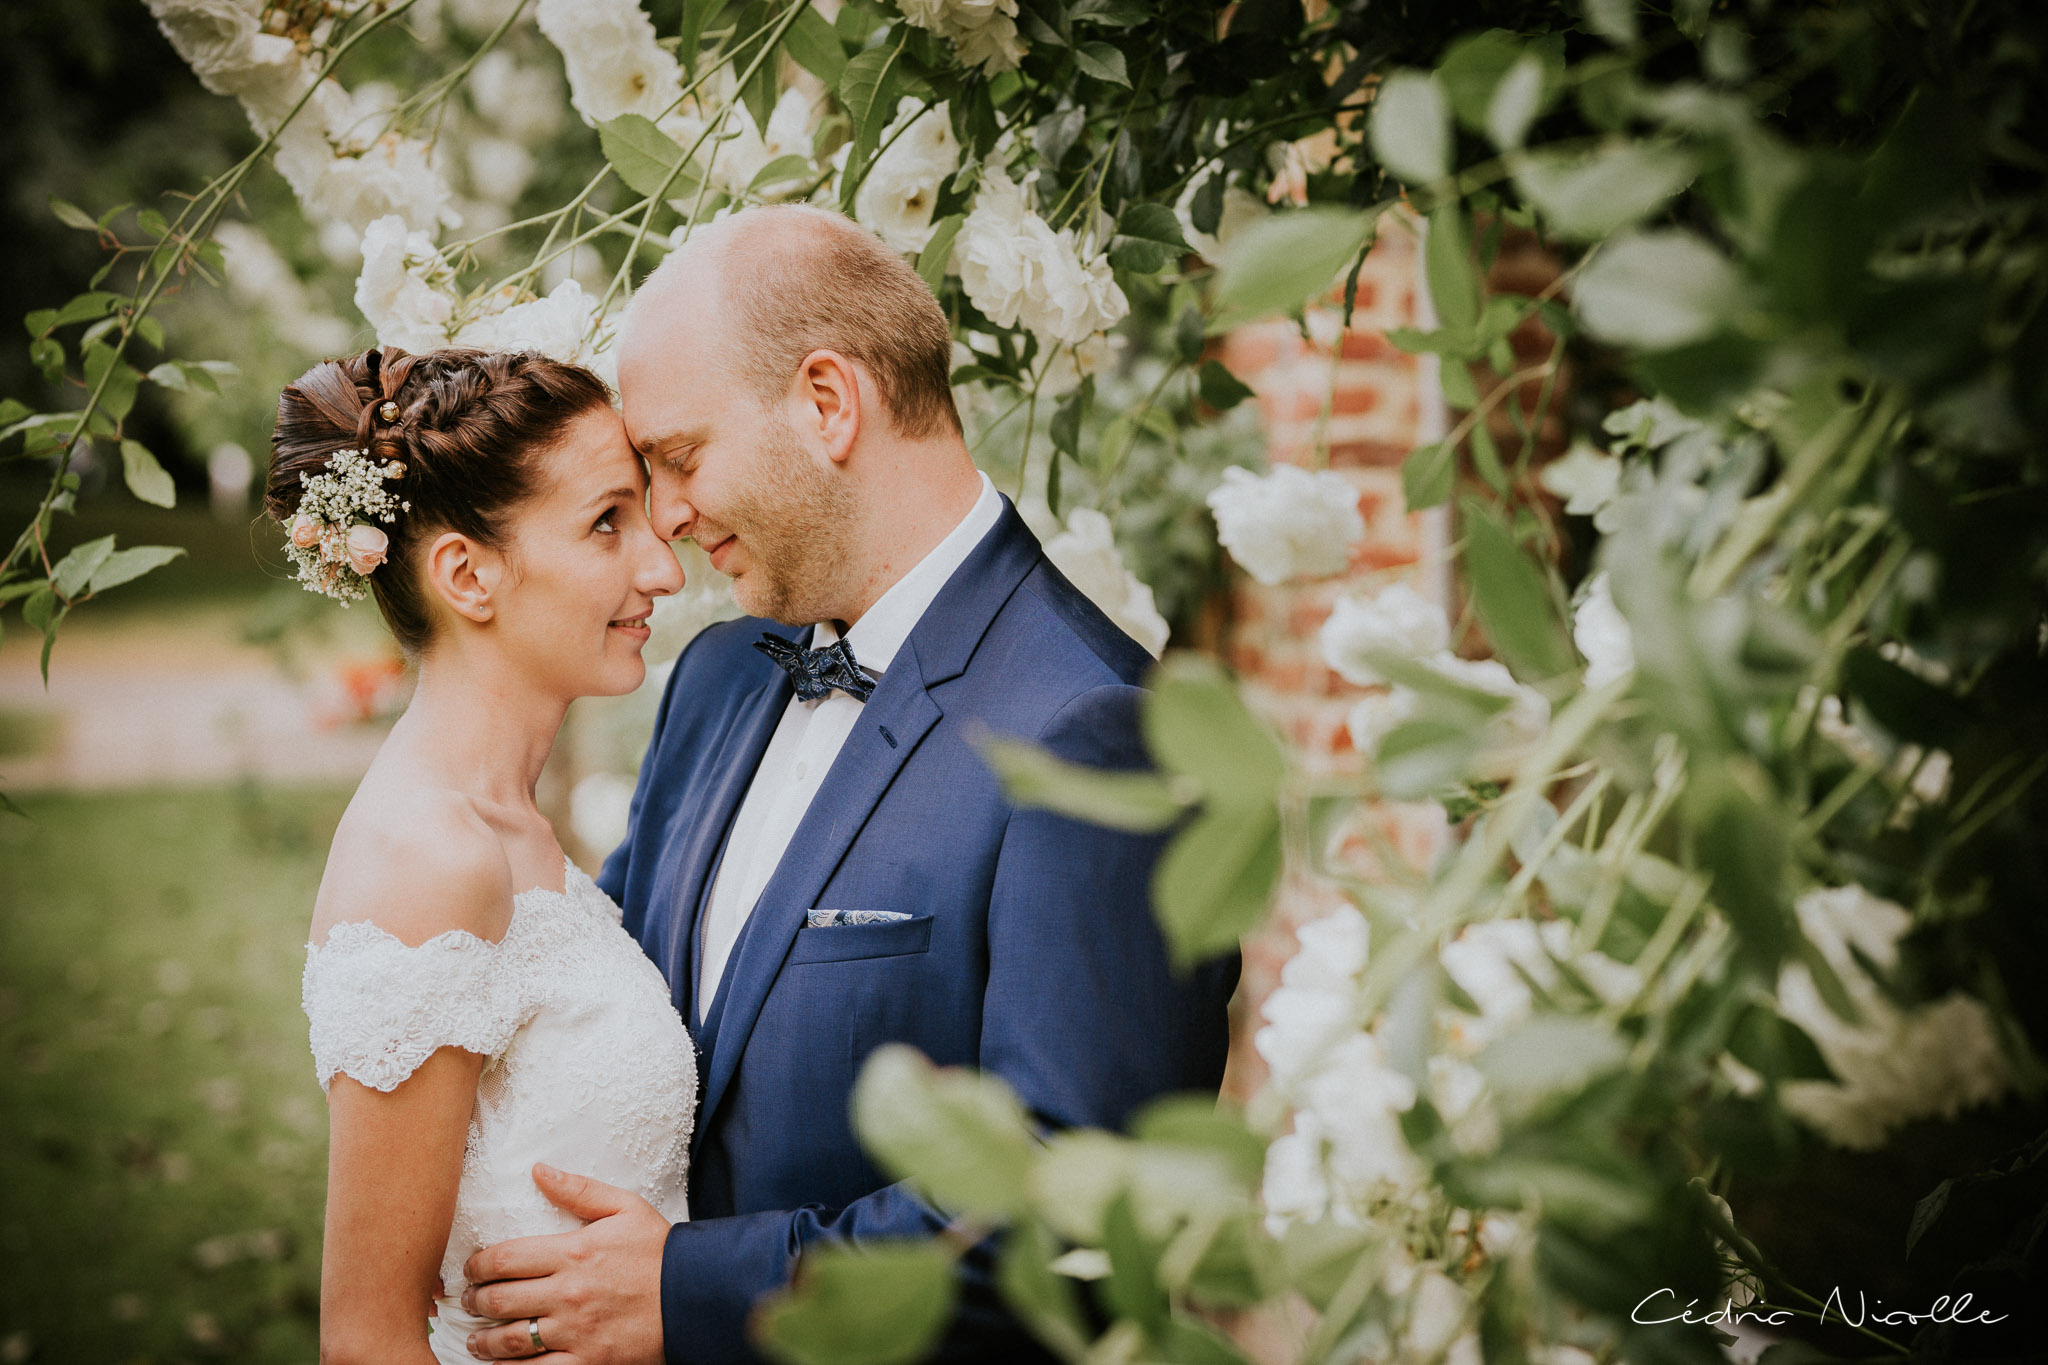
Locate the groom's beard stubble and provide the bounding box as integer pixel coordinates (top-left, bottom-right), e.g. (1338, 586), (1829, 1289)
(714, 416), (858, 626)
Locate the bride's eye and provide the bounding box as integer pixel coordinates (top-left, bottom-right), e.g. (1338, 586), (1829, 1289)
(594, 509), (619, 535)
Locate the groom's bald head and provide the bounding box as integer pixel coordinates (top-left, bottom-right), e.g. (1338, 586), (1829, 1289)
(627, 205), (960, 439)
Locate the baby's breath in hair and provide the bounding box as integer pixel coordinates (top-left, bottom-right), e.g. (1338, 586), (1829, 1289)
(282, 448), (411, 604)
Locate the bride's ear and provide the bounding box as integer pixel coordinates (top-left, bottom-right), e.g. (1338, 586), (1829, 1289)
(423, 530), (500, 625)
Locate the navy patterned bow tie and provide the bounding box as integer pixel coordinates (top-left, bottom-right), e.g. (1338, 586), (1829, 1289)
(754, 632), (878, 703)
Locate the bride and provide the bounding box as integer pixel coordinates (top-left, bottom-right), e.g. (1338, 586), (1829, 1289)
(271, 345), (694, 1365)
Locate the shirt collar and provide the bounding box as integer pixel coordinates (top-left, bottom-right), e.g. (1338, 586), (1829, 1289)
(812, 472), (1002, 674)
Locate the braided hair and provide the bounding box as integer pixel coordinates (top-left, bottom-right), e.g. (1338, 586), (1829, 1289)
(267, 347), (612, 656)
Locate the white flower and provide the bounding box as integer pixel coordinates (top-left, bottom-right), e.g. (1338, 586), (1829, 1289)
(1402, 1268), (1472, 1364)
(1346, 688), (1418, 756)
(1255, 981), (1356, 1089)
(1204, 464), (1364, 585)
(470, 51), (565, 144)
(1260, 1124), (1332, 1230)
(954, 166), (1127, 348)
(1299, 1034), (1421, 1192)
(898, 0), (1027, 73)
(1775, 882), (2012, 1149)
(1427, 1055), (1499, 1155)
(309, 133), (457, 235)
(466, 136), (536, 205)
(1540, 438), (1621, 516)
(1429, 654), (1551, 777)
(1441, 918), (1555, 1035)
(354, 215), (457, 353)
(1573, 571), (1635, 688)
(1283, 905), (1372, 993)
(1174, 181), (1268, 263)
(1320, 581), (1451, 685)
(144, 0), (262, 94)
(538, 0), (684, 125)
(458, 278), (615, 385)
(854, 99), (960, 253)
(763, 88), (820, 164)
(1041, 509), (1170, 657)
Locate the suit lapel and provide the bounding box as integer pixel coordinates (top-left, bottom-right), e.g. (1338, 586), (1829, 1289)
(693, 647), (943, 1141)
(655, 631), (797, 1028)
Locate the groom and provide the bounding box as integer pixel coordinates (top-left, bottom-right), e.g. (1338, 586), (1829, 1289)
(460, 206), (1238, 1364)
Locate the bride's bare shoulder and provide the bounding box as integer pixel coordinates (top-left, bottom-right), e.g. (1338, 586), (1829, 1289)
(311, 785), (514, 948)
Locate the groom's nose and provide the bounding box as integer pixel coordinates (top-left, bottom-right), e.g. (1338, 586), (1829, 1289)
(647, 477), (695, 543)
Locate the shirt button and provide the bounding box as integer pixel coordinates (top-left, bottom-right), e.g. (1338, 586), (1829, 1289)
(793, 762), (808, 781)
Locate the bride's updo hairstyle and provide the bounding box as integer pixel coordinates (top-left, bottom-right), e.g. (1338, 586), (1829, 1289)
(267, 346), (611, 656)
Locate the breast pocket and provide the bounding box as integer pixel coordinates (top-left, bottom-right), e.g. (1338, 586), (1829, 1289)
(786, 913), (934, 964)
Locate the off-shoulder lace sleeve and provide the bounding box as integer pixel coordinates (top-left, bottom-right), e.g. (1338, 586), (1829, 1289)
(302, 923), (535, 1093)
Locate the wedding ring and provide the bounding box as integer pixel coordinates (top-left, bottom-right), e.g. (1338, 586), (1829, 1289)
(527, 1318), (548, 1354)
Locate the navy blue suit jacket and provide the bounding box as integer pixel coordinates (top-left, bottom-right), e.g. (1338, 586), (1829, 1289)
(598, 501), (1238, 1364)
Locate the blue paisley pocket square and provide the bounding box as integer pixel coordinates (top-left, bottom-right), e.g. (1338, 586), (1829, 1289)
(805, 908), (912, 928)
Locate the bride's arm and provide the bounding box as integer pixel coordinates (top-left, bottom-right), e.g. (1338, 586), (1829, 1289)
(320, 1047), (485, 1365)
(306, 796), (521, 1365)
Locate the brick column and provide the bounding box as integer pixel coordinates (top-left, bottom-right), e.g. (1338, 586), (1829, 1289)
(1211, 213), (1454, 1105)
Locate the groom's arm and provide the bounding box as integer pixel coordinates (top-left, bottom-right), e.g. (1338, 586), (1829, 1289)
(659, 683), (1238, 1364)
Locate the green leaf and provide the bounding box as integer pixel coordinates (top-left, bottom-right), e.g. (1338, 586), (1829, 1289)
(1208, 208), (1375, 332)
(1070, 0), (1151, 27)
(1583, 0), (1640, 45)
(1152, 805), (1282, 965)
(120, 440), (176, 509)
(82, 343), (141, 424)
(979, 734), (1189, 832)
(1196, 360), (1255, 412)
(852, 1044), (1038, 1220)
(1372, 719), (1479, 797)
(1485, 54), (1549, 150)
(916, 213), (965, 294)
(1730, 1006), (1833, 1082)
(45, 292), (120, 333)
(22, 585), (58, 633)
(146, 361), (191, 392)
(1129, 1096), (1266, 1187)
(1460, 500), (1574, 680)
(1073, 41), (1130, 86)
(1451, 1155), (1654, 1232)
(1512, 144), (1697, 240)
(781, 2), (848, 86)
(1101, 1193), (1168, 1332)
(1048, 375), (1093, 458)
(1437, 30), (1528, 133)
(1402, 440), (1457, 511)
(1476, 1013), (1628, 1114)
(1424, 206), (1481, 335)
(50, 535), (115, 599)
(1574, 229), (1737, 349)
(49, 196), (98, 232)
(598, 115), (696, 200)
(755, 1241), (956, 1365)
(1143, 654), (1285, 800)
(1368, 70), (1451, 184)
(1470, 420), (1509, 495)
(997, 1222), (1092, 1360)
(746, 154), (815, 197)
(838, 43), (907, 212)
(1110, 202), (1191, 272)
(89, 545), (185, 594)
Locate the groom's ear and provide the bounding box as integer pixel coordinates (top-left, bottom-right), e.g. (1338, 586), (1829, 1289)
(792, 349), (862, 465)
(424, 530), (499, 625)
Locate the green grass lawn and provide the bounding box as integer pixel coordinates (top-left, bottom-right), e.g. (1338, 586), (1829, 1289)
(0, 783), (350, 1364)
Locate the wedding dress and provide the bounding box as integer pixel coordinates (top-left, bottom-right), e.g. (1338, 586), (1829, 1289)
(302, 858), (695, 1365)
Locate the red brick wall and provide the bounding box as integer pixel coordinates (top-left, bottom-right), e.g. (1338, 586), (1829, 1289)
(1211, 214), (1454, 1105)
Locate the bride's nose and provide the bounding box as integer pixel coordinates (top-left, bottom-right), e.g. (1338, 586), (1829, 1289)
(641, 535), (686, 597)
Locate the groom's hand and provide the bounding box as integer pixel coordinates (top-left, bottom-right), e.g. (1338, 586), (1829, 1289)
(461, 1163), (669, 1364)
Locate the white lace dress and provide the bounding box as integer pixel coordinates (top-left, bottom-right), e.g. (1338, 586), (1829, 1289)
(302, 858), (695, 1364)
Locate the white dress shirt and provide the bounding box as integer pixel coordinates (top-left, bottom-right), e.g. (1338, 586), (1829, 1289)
(695, 472), (1004, 1012)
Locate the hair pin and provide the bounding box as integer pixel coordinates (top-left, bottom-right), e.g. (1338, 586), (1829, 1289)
(378, 400), (400, 422)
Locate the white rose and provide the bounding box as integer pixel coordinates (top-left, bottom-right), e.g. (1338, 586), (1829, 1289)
(763, 87), (819, 164)
(1441, 918), (1559, 1035)
(1428, 654), (1551, 777)
(899, 0), (1026, 73)
(1260, 1124), (1332, 1231)
(1255, 982), (1356, 1089)
(1572, 570), (1635, 688)
(470, 51), (565, 144)
(954, 166), (1126, 348)
(459, 278), (608, 371)
(1402, 1268), (1471, 1363)
(1280, 905), (1371, 993)
(1041, 508), (1170, 657)
(354, 215), (456, 353)
(538, 0), (684, 125)
(1538, 437), (1621, 516)
(1794, 883), (1912, 976)
(309, 133), (456, 235)
(854, 100), (959, 253)
(1300, 1034), (1420, 1191)
(144, 0), (261, 92)
(1320, 581), (1452, 685)
(1426, 1056), (1499, 1155)
(1204, 464), (1365, 586)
